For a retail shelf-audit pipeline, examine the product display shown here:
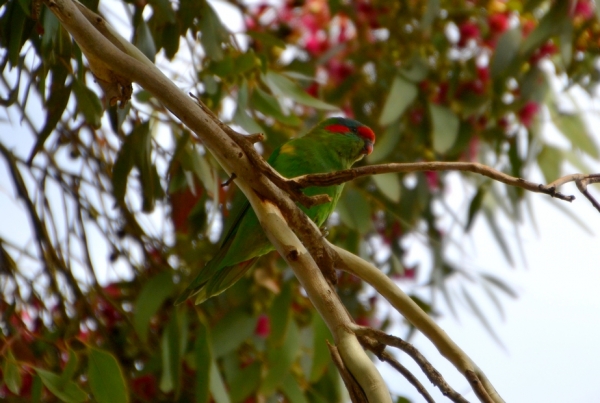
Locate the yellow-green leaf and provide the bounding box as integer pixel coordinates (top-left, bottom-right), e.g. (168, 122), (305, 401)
(88, 347), (129, 403)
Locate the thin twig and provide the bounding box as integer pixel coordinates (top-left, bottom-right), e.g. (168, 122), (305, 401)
(355, 327), (470, 403)
(327, 341), (368, 403)
(357, 334), (438, 403)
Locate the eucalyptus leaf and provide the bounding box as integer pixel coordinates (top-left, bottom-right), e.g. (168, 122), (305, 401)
(372, 173), (401, 203)
(429, 103), (459, 154)
(379, 76), (417, 126)
(263, 71), (337, 110)
(88, 347), (129, 403)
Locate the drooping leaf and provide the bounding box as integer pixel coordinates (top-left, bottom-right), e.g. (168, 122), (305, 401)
(251, 87), (302, 126)
(195, 322), (212, 403)
(211, 308), (257, 357)
(490, 28), (521, 77)
(160, 311), (181, 395)
(483, 206), (514, 266)
(134, 17), (157, 62)
(35, 368), (87, 403)
(73, 78), (103, 128)
(198, 1), (229, 61)
(268, 281), (293, 347)
(367, 123), (402, 163)
(337, 188), (372, 233)
(134, 271), (175, 344)
(261, 318), (301, 394)
(263, 71), (337, 110)
(536, 145), (563, 184)
(229, 361), (261, 403)
(59, 348), (79, 385)
(309, 313), (332, 383)
(547, 97), (599, 158)
(379, 76), (417, 126)
(466, 184), (488, 232)
(88, 347), (129, 403)
(372, 173), (401, 203)
(429, 103), (459, 154)
(281, 373), (309, 403)
(210, 360), (231, 403)
(3, 351), (22, 394)
(461, 287), (505, 348)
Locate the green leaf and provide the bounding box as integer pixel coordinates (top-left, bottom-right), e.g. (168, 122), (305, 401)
(229, 361), (261, 403)
(35, 368), (87, 403)
(379, 76), (417, 126)
(480, 273), (518, 299)
(520, 2), (568, 57)
(428, 103), (459, 154)
(211, 308), (257, 357)
(73, 79), (103, 128)
(199, 1), (229, 61)
(134, 18), (157, 62)
(466, 184), (488, 232)
(337, 188), (372, 233)
(490, 28), (521, 77)
(483, 206), (514, 266)
(160, 311), (181, 395)
(461, 287), (505, 348)
(234, 82), (264, 134)
(59, 348), (79, 385)
(421, 0), (440, 31)
(195, 323), (212, 403)
(209, 360), (231, 403)
(3, 351), (22, 394)
(263, 71), (337, 110)
(268, 281), (293, 347)
(547, 97), (598, 158)
(367, 123), (402, 163)
(309, 314), (332, 383)
(6, 0), (27, 67)
(536, 145), (562, 184)
(261, 318), (300, 394)
(134, 271), (175, 343)
(281, 373), (309, 403)
(88, 347), (129, 403)
(111, 131), (135, 205)
(251, 87), (302, 126)
(372, 173), (401, 203)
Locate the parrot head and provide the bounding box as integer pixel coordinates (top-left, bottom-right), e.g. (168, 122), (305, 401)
(317, 117), (376, 161)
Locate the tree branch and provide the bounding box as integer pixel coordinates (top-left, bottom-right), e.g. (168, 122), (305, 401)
(290, 162), (600, 210)
(332, 243), (504, 403)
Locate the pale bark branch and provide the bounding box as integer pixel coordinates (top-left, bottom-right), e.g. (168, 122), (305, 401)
(42, 0), (391, 400)
(332, 244), (504, 403)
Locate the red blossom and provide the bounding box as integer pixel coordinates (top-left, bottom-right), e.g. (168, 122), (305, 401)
(131, 374), (158, 400)
(529, 41), (558, 64)
(327, 59), (354, 84)
(488, 13), (509, 35)
(573, 0), (594, 21)
(432, 82), (449, 104)
(255, 314), (270, 338)
(521, 19), (536, 37)
(305, 34), (329, 55)
(458, 22), (480, 47)
(409, 107), (425, 125)
(518, 101), (539, 128)
(425, 171), (439, 190)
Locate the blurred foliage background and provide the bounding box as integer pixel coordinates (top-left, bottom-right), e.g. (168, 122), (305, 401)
(1, 0), (599, 401)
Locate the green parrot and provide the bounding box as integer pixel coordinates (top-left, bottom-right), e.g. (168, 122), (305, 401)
(176, 117), (376, 304)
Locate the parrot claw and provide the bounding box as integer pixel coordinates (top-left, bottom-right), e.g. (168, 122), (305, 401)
(320, 226), (329, 238)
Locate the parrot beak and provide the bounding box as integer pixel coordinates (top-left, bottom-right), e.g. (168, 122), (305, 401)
(362, 140), (374, 155)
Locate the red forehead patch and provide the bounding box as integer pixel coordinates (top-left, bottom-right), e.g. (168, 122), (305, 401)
(325, 124), (352, 133)
(357, 126), (376, 143)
